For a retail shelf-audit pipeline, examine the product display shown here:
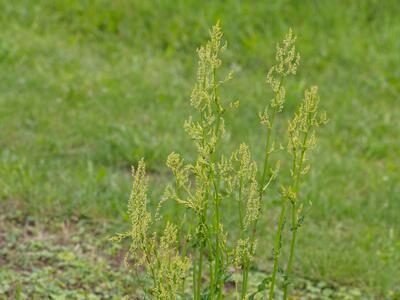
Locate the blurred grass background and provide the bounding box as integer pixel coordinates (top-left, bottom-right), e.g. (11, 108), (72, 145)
(0, 0), (399, 297)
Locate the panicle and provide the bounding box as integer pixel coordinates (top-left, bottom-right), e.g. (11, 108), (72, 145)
(275, 28), (300, 76)
(127, 159), (151, 243)
(166, 152), (182, 170)
(110, 159), (152, 268)
(244, 178), (259, 228)
(265, 29), (300, 115)
(233, 238), (257, 269)
(237, 143), (255, 179)
(187, 21), (232, 161)
(287, 86), (327, 183)
(218, 154), (235, 193)
(233, 144), (260, 228)
(209, 21), (226, 68)
(191, 172), (209, 213)
(218, 143), (258, 197)
(233, 238), (251, 268)
(166, 152), (189, 188)
(190, 21), (226, 113)
(153, 222), (190, 299)
(288, 86), (326, 154)
(259, 107), (271, 127)
(184, 117), (204, 141)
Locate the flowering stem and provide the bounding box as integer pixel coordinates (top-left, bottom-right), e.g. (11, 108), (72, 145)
(210, 65), (225, 299)
(265, 77), (289, 300)
(260, 106), (277, 191)
(242, 99), (278, 300)
(238, 176), (250, 300)
(283, 126), (309, 299)
(268, 196), (287, 300)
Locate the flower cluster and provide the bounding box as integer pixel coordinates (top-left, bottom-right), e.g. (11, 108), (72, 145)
(260, 29), (300, 129)
(111, 160), (189, 299)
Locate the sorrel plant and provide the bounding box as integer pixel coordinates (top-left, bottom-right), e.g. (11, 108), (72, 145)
(112, 22), (327, 299)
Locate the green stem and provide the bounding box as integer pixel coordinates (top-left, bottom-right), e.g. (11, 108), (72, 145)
(209, 260), (215, 300)
(181, 226), (188, 296)
(251, 106), (278, 300)
(142, 246), (158, 296)
(197, 243), (204, 300)
(213, 191), (221, 291)
(282, 126), (310, 299)
(262, 78), (289, 300)
(238, 177), (250, 300)
(282, 205), (297, 299)
(268, 196), (288, 300)
(210, 65), (225, 299)
(193, 253), (197, 300)
(260, 107), (277, 190)
(241, 266), (249, 300)
(212, 174), (223, 299)
(194, 212), (207, 300)
(238, 177), (245, 235)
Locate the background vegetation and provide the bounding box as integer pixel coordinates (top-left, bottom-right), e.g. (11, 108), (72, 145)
(0, 0), (399, 298)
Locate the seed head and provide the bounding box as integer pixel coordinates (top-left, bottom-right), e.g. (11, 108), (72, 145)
(166, 152), (189, 188)
(153, 222), (190, 299)
(265, 29), (300, 114)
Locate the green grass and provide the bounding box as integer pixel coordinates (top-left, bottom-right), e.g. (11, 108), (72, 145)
(0, 0), (399, 298)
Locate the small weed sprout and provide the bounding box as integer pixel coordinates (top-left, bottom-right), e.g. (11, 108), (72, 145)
(112, 23), (326, 299)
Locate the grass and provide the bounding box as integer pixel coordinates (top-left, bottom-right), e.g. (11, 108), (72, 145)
(0, 211), (368, 299)
(0, 0), (399, 298)
(0, 212), (138, 299)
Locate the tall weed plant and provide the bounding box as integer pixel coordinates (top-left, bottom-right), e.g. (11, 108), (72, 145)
(112, 22), (327, 299)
